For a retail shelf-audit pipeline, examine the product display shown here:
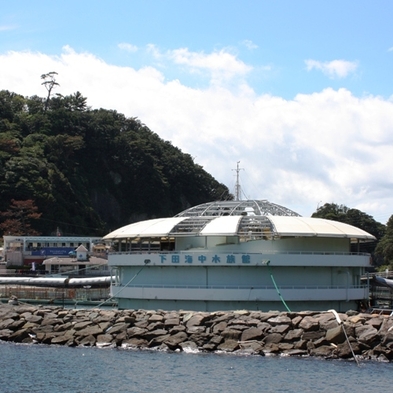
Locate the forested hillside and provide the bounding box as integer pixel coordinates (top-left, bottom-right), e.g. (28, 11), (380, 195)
(0, 88), (231, 237)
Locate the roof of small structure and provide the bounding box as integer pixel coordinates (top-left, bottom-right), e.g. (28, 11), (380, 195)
(103, 200), (376, 241)
(43, 256), (107, 266)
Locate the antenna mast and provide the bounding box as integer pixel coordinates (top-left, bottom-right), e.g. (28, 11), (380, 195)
(232, 161), (244, 201)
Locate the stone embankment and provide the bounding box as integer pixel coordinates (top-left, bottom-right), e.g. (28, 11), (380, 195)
(1, 303), (393, 362)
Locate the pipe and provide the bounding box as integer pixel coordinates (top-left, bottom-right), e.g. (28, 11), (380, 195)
(328, 309), (359, 366)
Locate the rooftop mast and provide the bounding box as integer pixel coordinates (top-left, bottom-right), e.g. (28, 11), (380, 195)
(232, 161), (244, 201)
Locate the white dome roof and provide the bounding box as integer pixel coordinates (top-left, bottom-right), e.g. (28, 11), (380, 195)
(103, 200), (376, 241)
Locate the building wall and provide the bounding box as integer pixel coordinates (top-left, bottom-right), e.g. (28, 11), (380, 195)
(109, 251), (371, 268)
(109, 235), (370, 312)
(117, 265), (363, 289)
(116, 296), (361, 313)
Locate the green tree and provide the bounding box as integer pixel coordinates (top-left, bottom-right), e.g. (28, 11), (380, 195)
(374, 215), (393, 268)
(0, 88), (231, 235)
(41, 71), (59, 112)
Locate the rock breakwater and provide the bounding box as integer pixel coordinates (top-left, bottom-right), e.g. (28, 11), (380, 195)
(1, 304), (393, 362)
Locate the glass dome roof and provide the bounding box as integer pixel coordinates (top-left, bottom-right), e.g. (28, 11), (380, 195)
(175, 199), (301, 218)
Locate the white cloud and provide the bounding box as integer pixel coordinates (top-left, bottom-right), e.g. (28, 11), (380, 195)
(118, 43), (138, 52)
(0, 25), (16, 31)
(170, 48), (252, 83)
(145, 46), (252, 86)
(305, 59), (358, 78)
(1, 47), (393, 223)
(242, 40), (258, 50)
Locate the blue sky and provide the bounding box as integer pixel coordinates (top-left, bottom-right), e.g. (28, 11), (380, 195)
(1, 1), (393, 223)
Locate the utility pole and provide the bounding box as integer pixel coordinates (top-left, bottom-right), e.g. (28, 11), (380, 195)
(232, 161), (244, 201)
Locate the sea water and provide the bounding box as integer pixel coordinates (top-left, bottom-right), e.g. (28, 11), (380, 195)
(0, 341), (392, 393)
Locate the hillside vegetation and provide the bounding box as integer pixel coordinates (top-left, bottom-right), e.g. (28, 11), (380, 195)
(0, 88), (231, 236)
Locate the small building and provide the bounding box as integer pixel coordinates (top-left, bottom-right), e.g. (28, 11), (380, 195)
(103, 200), (376, 312)
(2, 235), (102, 267)
(42, 255), (109, 276)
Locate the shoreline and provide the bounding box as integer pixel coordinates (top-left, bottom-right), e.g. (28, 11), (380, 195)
(1, 303), (392, 362)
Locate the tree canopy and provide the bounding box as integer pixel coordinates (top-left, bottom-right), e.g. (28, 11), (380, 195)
(374, 215), (393, 269)
(0, 87), (232, 237)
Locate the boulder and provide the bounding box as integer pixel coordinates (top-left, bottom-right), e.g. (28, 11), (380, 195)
(148, 314), (164, 322)
(309, 345), (336, 358)
(0, 329), (14, 340)
(188, 332), (211, 347)
(264, 333), (283, 344)
(141, 328), (168, 341)
(221, 328), (242, 340)
(73, 321), (93, 330)
(355, 325), (378, 345)
(240, 327), (264, 342)
(179, 341), (199, 352)
(325, 325), (346, 344)
(284, 328), (303, 341)
(121, 337), (149, 348)
(106, 322), (129, 335)
(148, 334), (172, 347)
(298, 316), (319, 331)
(238, 340), (264, 354)
(336, 340), (361, 358)
(186, 313), (210, 328)
(271, 324), (290, 334)
(268, 315), (292, 325)
(212, 321), (227, 333)
(217, 339), (239, 352)
(52, 335), (73, 345)
(164, 331), (188, 349)
(164, 318), (180, 327)
(78, 334), (96, 346)
(75, 325), (103, 337)
(302, 330), (325, 341)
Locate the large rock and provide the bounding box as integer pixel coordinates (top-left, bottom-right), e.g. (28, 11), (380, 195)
(240, 327), (264, 342)
(309, 345), (336, 358)
(336, 340), (361, 358)
(75, 325), (104, 337)
(164, 332), (188, 349)
(78, 334), (96, 346)
(298, 316), (319, 331)
(106, 322), (129, 335)
(141, 328), (168, 341)
(355, 325), (379, 345)
(325, 325), (346, 344)
(264, 333), (282, 344)
(268, 315), (292, 325)
(186, 313), (210, 328)
(0, 318), (18, 330)
(284, 328), (303, 341)
(221, 328), (242, 340)
(121, 337), (148, 348)
(217, 339), (239, 352)
(96, 334), (115, 348)
(212, 321), (227, 333)
(1, 305), (393, 362)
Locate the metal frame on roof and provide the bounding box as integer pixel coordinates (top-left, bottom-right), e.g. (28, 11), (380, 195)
(176, 200), (301, 218)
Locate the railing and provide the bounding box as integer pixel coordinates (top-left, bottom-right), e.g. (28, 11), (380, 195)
(0, 285), (110, 302)
(110, 250), (370, 257)
(112, 283), (366, 290)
